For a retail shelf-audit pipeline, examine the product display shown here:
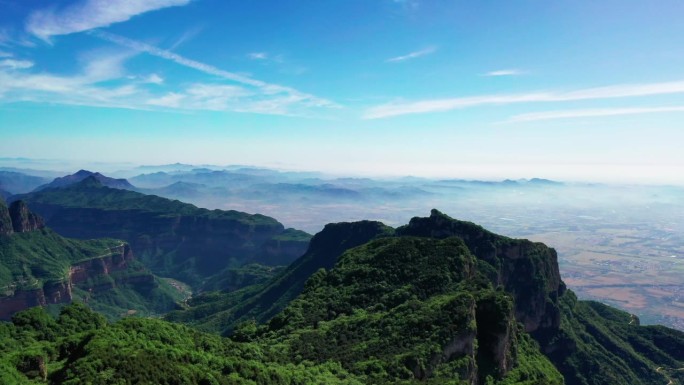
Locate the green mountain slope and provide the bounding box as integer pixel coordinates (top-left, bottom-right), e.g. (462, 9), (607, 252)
(169, 209), (684, 385)
(0, 200), (179, 320)
(2, 209), (683, 385)
(262, 235), (563, 384)
(537, 291), (684, 385)
(166, 220), (393, 335)
(0, 303), (361, 385)
(12, 176), (311, 286)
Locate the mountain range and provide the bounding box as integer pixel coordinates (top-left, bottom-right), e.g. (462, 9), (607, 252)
(1, 208), (683, 384)
(1, 167), (683, 384)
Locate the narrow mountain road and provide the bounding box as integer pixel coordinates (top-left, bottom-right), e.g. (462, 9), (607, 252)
(92, 242), (126, 259)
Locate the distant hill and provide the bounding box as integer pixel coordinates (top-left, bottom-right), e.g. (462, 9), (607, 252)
(34, 169), (135, 191)
(11, 176), (311, 286)
(144, 181), (206, 198)
(130, 169), (264, 189)
(0, 171), (49, 194)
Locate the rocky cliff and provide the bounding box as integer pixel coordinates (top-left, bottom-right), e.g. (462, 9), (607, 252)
(0, 200), (12, 235)
(0, 201), (176, 320)
(396, 209), (564, 333)
(0, 241), (137, 320)
(8, 200), (45, 233)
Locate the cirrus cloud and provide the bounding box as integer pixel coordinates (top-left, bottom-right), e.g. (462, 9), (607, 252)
(26, 0), (191, 41)
(364, 80), (684, 119)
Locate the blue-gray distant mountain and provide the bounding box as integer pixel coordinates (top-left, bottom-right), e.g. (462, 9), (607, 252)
(0, 188), (10, 202)
(35, 170), (136, 191)
(0, 171), (50, 194)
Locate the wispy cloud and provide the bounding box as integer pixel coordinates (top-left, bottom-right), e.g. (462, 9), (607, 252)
(0, 51), (142, 108)
(0, 35), (335, 116)
(144, 73), (164, 84)
(26, 0), (191, 41)
(483, 69), (524, 77)
(508, 106), (684, 122)
(248, 52), (268, 60)
(364, 80), (684, 119)
(91, 30), (336, 111)
(0, 28), (36, 48)
(146, 92), (184, 108)
(168, 26), (204, 51)
(386, 46), (436, 63)
(0, 50), (11, 58)
(0, 59), (34, 70)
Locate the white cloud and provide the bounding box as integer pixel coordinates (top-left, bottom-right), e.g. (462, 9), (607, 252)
(168, 26), (204, 51)
(386, 46), (436, 63)
(144, 73), (164, 84)
(0, 51), (11, 58)
(364, 80), (684, 119)
(508, 106), (684, 122)
(144, 83), (324, 115)
(0, 59), (34, 70)
(91, 30), (337, 111)
(26, 0), (191, 40)
(0, 50), (143, 109)
(0, 29), (36, 48)
(147, 92), (185, 108)
(248, 52), (268, 60)
(0, 43), (333, 116)
(483, 69), (524, 77)
(80, 50), (134, 81)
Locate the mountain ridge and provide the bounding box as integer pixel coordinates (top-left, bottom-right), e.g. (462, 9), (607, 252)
(10, 177), (311, 286)
(33, 170), (135, 191)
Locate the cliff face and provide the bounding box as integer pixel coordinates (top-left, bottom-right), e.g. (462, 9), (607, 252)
(8, 200), (45, 232)
(1, 199), (47, 234)
(0, 201), (176, 320)
(0, 242), (138, 320)
(265, 234), (562, 384)
(396, 209), (565, 333)
(0, 200), (12, 235)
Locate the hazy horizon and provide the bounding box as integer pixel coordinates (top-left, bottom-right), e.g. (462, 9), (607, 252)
(1, 1), (683, 186)
(1, 157), (683, 186)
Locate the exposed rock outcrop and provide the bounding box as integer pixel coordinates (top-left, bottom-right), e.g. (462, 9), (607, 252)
(0, 243), (140, 320)
(397, 209), (565, 333)
(0, 200), (12, 235)
(9, 200), (45, 232)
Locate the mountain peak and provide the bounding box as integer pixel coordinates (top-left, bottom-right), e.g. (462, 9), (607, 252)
(35, 170), (135, 191)
(78, 175), (105, 188)
(74, 169), (95, 176)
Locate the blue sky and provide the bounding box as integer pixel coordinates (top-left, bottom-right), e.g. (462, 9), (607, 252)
(0, 0), (683, 183)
